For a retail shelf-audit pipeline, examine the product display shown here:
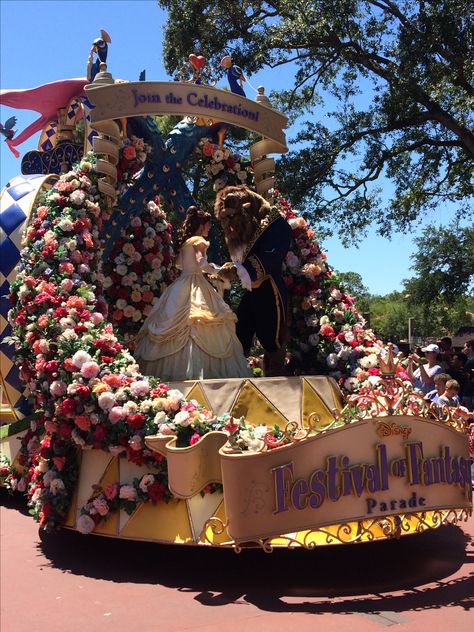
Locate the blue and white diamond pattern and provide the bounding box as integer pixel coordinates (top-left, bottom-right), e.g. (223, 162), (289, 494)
(0, 173), (58, 420)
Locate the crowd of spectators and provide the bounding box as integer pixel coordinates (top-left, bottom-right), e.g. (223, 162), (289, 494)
(404, 338), (474, 417)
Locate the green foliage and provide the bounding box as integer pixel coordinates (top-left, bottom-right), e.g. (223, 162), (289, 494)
(404, 221), (474, 306)
(158, 0), (474, 240)
(362, 290), (474, 341)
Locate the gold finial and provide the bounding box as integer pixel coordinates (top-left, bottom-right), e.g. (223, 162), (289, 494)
(378, 343), (398, 376)
(255, 86), (273, 109)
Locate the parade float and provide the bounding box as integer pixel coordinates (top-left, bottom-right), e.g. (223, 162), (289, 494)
(0, 33), (472, 551)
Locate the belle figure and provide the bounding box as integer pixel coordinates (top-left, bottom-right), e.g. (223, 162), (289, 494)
(134, 206), (251, 381)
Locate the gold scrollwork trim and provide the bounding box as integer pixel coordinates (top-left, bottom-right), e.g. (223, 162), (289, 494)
(339, 376), (469, 435)
(203, 508), (472, 552)
(202, 516), (233, 546)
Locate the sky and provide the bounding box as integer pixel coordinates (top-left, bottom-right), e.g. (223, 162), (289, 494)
(0, 0), (458, 295)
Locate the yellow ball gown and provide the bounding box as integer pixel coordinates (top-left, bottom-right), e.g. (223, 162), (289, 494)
(134, 236), (251, 380)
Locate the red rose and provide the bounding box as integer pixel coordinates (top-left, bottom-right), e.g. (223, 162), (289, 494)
(44, 360), (60, 374)
(128, 413), (145, 430)
(54, 307), (68, 318)
(151, 383), (169, 397)
(40, 439), (52, 458)
(59, 422), (72, 438)
(41, 501), (53, 518)
(61, 398), (77, 415)
(92, 425), (107, 442)
(15, 312), (27, 325)
(126, 448), (145, 465)
(293, 283), (306, 295)
(75, 385), (91, 398)
(132, 262), (144, 274)
(147, 481), (166, 502)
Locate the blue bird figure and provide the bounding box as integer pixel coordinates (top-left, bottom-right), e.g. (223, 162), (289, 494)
(87, 29), (112, 82)
(220, 55), (246, 97)
(0, 116), (17, 141)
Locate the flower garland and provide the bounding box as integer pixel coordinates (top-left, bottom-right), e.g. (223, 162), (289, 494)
(2, 158), (318, 530)
(196, 139), (253, 192)
(3, 156), (200, 529)
(101, 197), (176, 340)
(77, 471), (171, 534)
(275, 192), (388, 391)
(2, 140), (437, 534)
(116, 135), (152, 196)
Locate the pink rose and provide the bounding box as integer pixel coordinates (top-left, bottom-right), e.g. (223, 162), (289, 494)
(108, 406), (125, 424)
(50, 380), (67, 397)
(128, 435), (142, 451)
(92, 497), (110, 516)
(158, 423), (175, 436)
(80, 361), (100, 379)
(130, 380), (150, 397)
(189, 433), (201, 446)
(61, 279), (74, 292)
(91, 312), (104, 326)
(173, 410), (191, 426)
(98, 392), (116, 411)
(103, 483), (118, 500)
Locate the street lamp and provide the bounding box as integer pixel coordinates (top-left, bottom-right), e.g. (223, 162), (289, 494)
(408, 317), (414, 346)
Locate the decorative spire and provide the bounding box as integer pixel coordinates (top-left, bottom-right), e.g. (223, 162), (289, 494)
(377, 343), (399, 377)
(255, 86), (273, 109)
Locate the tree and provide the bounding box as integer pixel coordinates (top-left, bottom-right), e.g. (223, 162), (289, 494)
(404, 221), (474, 307)
(158, 0), (473, 240)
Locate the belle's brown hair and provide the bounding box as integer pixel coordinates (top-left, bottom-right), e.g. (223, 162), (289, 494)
(175, 206), (212, 252)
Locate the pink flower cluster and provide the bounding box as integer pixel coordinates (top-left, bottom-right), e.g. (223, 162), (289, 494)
(5, 156), (194, 528)
(197, 139), (254, 192)
(77, 472), (169, 534)
(275, 192), (383, 388)
(102, 197), (176, 339)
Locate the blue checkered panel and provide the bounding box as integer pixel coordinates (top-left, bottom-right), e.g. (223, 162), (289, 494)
(38, 120), (58, 152)
(81, 96), (97, 153)
(67, 97), (82, 122)
(0, 174), (57, 419)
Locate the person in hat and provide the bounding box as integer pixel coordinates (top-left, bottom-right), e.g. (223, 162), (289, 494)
(407, 343), (443, 395)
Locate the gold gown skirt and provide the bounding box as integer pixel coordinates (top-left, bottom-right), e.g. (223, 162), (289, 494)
(134, 272), (251, 381)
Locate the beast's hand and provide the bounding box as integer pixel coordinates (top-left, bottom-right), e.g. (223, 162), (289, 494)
(217, 262), (238, 282)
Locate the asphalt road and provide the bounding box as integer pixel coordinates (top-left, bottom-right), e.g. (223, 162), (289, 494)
(1, 489), (473, 631)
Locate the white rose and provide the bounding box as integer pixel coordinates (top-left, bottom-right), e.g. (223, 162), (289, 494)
(154, 411), (167, 425)
(77, 514), (95, 534)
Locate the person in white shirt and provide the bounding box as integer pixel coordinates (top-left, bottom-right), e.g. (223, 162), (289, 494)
(408, 343), (443, 395)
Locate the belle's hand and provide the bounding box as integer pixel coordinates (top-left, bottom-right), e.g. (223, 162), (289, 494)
(218, 261), (238, 282)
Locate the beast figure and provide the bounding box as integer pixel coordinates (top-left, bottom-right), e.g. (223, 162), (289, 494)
(214, 185), (292, 376)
